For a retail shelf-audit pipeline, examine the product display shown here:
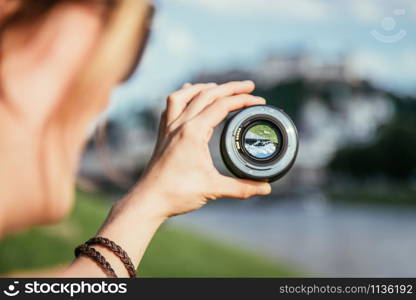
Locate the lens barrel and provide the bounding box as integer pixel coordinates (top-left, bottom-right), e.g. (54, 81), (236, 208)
(220, 105), (298, 182)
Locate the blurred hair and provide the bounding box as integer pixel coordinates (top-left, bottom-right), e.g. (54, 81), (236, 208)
(0, 0), (115, 33)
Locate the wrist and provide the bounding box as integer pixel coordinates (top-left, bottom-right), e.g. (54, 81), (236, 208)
(102, 194), (167, 242)
(92, 185), (167, 272)
(116, 182), (169, 223)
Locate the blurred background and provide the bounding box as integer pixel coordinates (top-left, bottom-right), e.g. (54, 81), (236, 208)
(1, 0), (416, 277)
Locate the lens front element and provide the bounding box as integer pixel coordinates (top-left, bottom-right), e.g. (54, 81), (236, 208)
(243, 123), (279, 159)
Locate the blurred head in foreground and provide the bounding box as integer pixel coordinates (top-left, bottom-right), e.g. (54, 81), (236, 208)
(0, 0), (152, 233)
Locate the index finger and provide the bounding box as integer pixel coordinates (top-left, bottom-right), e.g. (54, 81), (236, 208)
(194, 94), (266, 128)
(183, 80), (256, 119)
(166, 83), (217, 124)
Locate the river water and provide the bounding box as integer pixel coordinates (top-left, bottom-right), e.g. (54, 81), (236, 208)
(171, 194), (416, 277)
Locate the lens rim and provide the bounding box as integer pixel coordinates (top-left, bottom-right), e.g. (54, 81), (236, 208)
(220, 105), (298, 182)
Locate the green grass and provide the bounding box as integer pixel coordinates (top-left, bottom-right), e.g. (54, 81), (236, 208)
(0, 191), (295, 277)
(248, 124), (278, 144)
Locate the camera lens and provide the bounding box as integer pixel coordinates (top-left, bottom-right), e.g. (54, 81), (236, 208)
(220, 105), (298, 182)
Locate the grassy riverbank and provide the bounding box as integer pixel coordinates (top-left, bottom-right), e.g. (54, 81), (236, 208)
(0, 191), (295, 277)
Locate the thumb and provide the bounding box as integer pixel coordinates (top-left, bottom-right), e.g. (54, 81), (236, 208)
(216, 175), (271, 199)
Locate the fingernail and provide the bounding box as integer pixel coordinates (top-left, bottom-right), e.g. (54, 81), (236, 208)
(207, 82), (217, 86)
(244, 80), (254, 85)
(256, 97), (266, 103)
(259, 184), (271, 194)
(183, 82), (191, 88)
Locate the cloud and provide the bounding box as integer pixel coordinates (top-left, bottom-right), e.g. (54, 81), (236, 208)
(349, 48), (416, 94)
(398, 49), (416, 77)
(152, 14), (196, 56)
(348, 0), (384, 23)
(346, 0), (415, 24)
(169, 0), (332, 21)
(165, 26), (195, 56)
(167, 0), (416, 24)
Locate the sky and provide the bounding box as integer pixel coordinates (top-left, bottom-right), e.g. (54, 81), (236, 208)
(108, 0), (416, 116)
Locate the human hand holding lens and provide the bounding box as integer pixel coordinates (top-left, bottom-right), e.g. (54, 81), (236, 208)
(73, 81), (298, 277)
(128, 81), (273, 218)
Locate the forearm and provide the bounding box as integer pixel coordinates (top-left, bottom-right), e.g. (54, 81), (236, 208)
(62, 187), (166, 278)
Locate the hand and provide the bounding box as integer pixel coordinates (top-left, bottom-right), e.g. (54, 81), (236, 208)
(129, 81), (272, 218)
(79, 80), (272, 277)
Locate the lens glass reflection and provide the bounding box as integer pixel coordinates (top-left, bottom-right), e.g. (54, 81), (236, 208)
(243, 124), (279, 159)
